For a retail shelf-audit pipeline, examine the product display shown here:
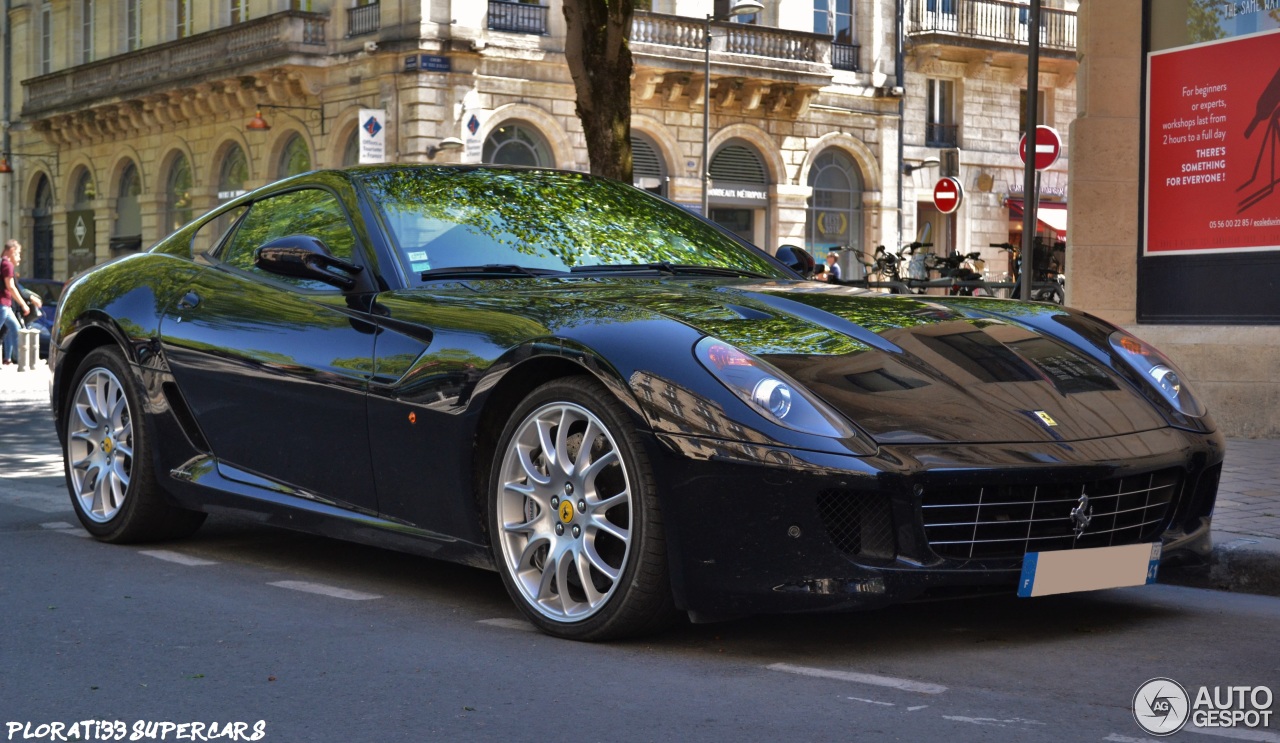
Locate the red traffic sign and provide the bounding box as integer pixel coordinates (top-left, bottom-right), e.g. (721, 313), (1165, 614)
(933, 177), (963, 214)
(1019, 125), (1062, 170)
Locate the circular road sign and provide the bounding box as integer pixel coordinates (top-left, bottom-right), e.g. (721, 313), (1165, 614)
(933, 177), (963, 214)
(1019, 125), (1062, 170)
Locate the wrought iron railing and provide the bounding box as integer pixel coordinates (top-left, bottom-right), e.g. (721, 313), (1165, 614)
(22, 11), (327, 116)
(907, 0), (1076, 51)
(926, 122), (959, 148)
(488, 1), (548, 35)
(832, 42), (860, 71)
(347, 3), (380, 37)
(630, 11), (829, 65)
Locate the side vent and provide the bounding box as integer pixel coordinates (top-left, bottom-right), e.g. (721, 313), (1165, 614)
(162, 381), (211, 453)
(816, 490), (896, 560)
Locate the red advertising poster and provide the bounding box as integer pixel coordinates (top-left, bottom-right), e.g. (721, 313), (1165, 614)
(1144, 29), (1280, 256)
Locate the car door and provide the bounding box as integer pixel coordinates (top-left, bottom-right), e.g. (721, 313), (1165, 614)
(159, 186), (380, 513)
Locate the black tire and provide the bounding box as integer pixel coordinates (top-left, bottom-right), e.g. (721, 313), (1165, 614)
(63, 347), (206, 543)
(487, 376), (677, 641)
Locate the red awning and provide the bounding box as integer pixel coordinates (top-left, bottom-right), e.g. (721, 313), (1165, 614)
(1007, 199), (1067, 237)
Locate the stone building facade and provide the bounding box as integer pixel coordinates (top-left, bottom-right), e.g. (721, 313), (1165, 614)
(2, 0), (1075, 285)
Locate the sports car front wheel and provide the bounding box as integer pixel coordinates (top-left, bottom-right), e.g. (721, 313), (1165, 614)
(64, 347), (206, 542)
(489, 377), (676, 641)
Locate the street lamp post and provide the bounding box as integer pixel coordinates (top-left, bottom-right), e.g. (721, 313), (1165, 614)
(701, 1), (764, 217)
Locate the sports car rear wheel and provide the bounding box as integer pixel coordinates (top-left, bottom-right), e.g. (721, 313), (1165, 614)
(64, 347), (206, 542)
(490, 377), (675, 640)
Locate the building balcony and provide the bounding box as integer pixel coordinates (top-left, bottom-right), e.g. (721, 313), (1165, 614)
(488, 0), (549, 35)
(907, 0), (1076, 56)
(629, 11), (837, 87)
(21, 10), (328, 119)
(347, 3), (380, 37)
(926, 122), (959, 147)
(832, 42), (861, 72)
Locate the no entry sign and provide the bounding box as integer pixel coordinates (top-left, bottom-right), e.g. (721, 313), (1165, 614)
(1019, 126), (1062, 170)
(933, 177), (963, 214)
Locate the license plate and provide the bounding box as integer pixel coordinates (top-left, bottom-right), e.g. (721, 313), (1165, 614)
(1017, 542), (1162, 598)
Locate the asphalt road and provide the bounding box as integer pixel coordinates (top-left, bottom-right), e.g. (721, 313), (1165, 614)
(2, 385), (1277, 742)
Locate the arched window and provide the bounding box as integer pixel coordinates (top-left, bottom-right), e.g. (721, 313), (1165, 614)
(32, 175), (54, 279)
(277, 134), (311, 179)
(165, 153), (194, 233)
(219, 144), (249, 202)
(483, 122), (552, 167)
(115, 163), (142, 243)
(707, 140), (769, 243)
(631, 133), (667, 197)
(72, 169), (95, 210)
(709, 142), (768, 185)
(806, 149), (864, 253)
(342, 129), (360, 167)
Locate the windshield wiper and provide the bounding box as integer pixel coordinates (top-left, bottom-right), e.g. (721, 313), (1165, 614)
(419, 264), (568, 281)
(570, 262), (768, 279)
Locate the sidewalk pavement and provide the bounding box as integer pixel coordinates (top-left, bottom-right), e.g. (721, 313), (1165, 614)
(3, 361), (1278, 594)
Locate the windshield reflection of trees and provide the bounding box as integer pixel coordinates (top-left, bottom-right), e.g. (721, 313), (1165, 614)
(359, 168), (784, 278)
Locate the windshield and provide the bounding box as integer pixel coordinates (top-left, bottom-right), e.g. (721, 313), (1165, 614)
(357, 167), (788, 282)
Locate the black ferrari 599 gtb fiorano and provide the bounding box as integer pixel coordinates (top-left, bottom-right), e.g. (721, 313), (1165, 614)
(50, 166), (1223, 640)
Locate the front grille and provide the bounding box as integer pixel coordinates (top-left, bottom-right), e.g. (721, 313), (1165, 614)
(921, 469), (1181, 560)
(817, 490), (895, 560)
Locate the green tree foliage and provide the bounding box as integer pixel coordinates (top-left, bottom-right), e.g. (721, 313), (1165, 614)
(1187, 0), (1227, 43)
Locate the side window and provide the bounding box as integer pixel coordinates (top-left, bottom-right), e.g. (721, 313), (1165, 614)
(190, 205), (248, 258)
(218, 189), (358, 291)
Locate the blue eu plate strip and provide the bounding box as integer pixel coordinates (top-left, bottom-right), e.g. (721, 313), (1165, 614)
(1017, 552), (1040, 597)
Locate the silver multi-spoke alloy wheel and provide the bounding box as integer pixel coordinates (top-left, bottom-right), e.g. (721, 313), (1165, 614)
(496, 401), (633, 622)
(67, 367), (134, 523)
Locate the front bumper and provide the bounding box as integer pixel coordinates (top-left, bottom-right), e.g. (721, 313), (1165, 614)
(648, 426), (1225, 617)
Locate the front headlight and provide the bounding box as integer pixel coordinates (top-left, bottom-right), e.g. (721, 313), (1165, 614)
(1108, 331), (1206, 417)
(695, 336), (854, 438)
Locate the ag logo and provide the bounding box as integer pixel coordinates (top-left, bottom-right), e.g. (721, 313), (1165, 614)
(1133, 677), (1190, 736)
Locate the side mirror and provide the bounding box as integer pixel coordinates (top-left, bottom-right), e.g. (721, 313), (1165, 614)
(775, 245), (816, 279)
(254, 235), (363, 291)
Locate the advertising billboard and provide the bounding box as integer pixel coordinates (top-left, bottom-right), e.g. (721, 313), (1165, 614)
(1144, 30), (1280, 256)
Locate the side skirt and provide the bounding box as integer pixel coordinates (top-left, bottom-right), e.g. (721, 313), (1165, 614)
(166, 455), (495, 571)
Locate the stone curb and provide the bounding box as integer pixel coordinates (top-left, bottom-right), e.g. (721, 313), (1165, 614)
(1163, 532), (1280, 598)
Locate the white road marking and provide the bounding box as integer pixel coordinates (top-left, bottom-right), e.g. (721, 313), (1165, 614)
(1184, 726), (1280, 743)
(846, 696), (895, 706)
(7, 490), (70, 513)
(943, 715), (1047, 728)
(478, 618), (537, 632)
(907, 706), (930, 712)
(40, 521), (76, 530)
(765, 663), (947, 695)
(138, 550), (218, 566)
(268, 581), (381, 601)
(52, 527), (92, 538)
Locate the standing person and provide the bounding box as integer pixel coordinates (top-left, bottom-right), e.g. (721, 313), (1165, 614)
(2, 240), (37, 366)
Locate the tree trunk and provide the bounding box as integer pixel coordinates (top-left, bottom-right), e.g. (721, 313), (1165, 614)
(562, 0), (634, 182)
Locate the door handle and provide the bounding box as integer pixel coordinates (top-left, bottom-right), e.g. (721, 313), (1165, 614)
(176, 292), (200, 310)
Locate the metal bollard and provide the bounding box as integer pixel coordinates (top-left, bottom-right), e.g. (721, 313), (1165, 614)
(16, 327), (39, 372)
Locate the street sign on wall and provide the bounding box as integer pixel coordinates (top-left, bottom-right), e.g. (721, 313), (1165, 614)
(933, 177), (964, 214)
(1019, 126), (1062, 171)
